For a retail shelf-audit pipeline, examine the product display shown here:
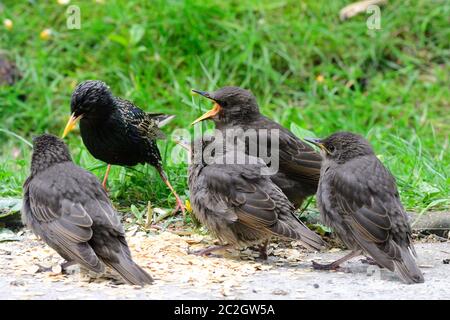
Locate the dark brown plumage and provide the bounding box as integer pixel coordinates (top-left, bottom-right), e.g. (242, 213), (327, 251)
(191, 87), (321, 208)
(307, 132), (424, 284)
(63, 80), (184, 214)
(22, 134), (153, 286)
(187, 136), (324, 256)
(0, 54), (20, 86)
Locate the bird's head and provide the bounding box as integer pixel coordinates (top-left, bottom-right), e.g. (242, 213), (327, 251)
(191, 86), (260, 126)
(305, 132), (374, 163)
(62, 80), (114, 138)
(30, 134), (72, 175)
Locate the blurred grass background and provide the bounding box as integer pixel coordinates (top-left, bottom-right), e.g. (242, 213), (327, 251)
(0, 0), (449, 218)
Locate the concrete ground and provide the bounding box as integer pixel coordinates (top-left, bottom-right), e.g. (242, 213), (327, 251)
(0, 231), (449, 300)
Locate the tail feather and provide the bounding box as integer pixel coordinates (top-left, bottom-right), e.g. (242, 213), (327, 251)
(393, 246), (424, 284)
(271, 219), (325, 251)
(350, 226), (424, 284)
(105, 259), (153, 286)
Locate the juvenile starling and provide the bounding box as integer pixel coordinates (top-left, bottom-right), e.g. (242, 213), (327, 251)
(0, 54), (21, 86)
(62, 80), (184, 214)
(306, 132), (424, 284)
(22, 134), (153, 285)
(191, 87), (321, 208)
(187, 136), (324, 257)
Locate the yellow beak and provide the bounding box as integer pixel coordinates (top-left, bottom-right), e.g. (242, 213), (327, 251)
(62, 113), (83, 138)
(191, 103), (221, 126)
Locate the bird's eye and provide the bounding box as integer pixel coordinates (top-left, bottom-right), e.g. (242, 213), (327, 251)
(220, 101), (228, 108)
(327, 145), (335, 153)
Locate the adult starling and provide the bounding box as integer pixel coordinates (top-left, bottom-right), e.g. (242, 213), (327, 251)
(191, 86), (321, 209)
(306, 132), (424, 284)
(22, 134), (153, 285)
(62, 80), (184, 214)
(187, 136), (324, 257)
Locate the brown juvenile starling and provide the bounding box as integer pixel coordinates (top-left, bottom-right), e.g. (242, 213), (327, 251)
(306, 132), (424, 284)
(22, 134), (153, 285)
(191, 86), (321, 209)
(187, 136), (324, 257)
(62, 80), (184, 214)
(0, 54), (21, 86)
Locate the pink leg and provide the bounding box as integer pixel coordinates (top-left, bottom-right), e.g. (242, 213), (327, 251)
(102, 164), (111, 189)
(312, 250), (362, 270)
(156, 166), (186, 216)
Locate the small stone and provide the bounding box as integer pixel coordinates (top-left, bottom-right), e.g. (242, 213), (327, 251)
(10, 280), (25, 286)
(272, 289), (288, 296)
(313, 283), (320, 289)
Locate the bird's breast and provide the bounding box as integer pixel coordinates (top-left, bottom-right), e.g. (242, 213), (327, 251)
(79, 118), (144, 166)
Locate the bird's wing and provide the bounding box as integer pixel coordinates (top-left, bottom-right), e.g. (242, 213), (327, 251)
(255, 119), (321, 183)
(201, 160), (279, 228)
(332, 156), (411, 268)
(201, 160), (324, 249)
(277, 126), (322, 182)
(23, 165), (126, 271)
(24, 174), (103, 271)
(116, 98), (169, 140)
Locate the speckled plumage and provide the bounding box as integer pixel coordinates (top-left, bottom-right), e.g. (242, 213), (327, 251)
(22, 134), (153, 285)
(68, 80), (184, 213)
(71, 80), (171, 167)
(315, 132), (424, 284)
(188, 137), (324, 252)
(192, 87), (322, 208)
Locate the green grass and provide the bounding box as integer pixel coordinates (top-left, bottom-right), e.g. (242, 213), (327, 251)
(0, 0), (449, 217)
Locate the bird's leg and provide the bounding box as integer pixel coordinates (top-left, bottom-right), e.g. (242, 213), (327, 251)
(189, 244), (233, 256)
(102, 164), (112, 190)
(35, 260), (76, 273)
(60, 260), (76, 272)
(156, 166), (186, 216)
(35, 264), (52, 273)
(360, 256), (383, 267)
(258, 239), (269, 260)
(312, 250), (362, 271)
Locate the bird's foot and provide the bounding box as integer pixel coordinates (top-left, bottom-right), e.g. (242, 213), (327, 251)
(60, 260), (76, 271)
(188, 245), (231, 257)
(258, 242), (269, 260)
(172, 197), (186, 217)
(35, 264), (52, 273)
(312, 260), (340, 271)
(360, 257), (382, 267)
(36, 261), (75, 274)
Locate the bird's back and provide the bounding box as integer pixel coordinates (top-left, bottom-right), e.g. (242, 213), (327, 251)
(221, 115), (322, 207)
(189, 152), (324, 250)
(318, 155), (423, 283)
(23, 161), (153, 285)
(79, 97), (166, 167)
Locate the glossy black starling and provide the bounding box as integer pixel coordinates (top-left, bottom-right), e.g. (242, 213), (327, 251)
(22, 134), (153, 285)
(191, 87), (321, 209)
(63, 80), (184, 214)
(187, 136), (324, 257)
(306, 132), (424, 284)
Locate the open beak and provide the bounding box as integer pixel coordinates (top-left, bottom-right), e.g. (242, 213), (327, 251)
(62, 113), (83, 138)
(304, 137), (331, 154)
(191, 89), (222, 125)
